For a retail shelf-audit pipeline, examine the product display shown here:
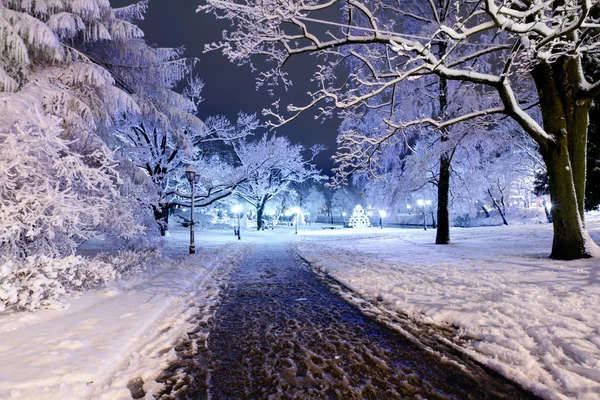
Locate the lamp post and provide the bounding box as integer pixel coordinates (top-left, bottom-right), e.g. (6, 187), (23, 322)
(417, 200), (431, 230)
(342, 212), (347, 227)
(232, 205), (242, 240)
(185, 165), (200, 254)
(378, 210), (386, 229)
(291, 207), (300, 234)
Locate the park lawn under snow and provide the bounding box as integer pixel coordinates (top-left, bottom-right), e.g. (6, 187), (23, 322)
(295, 214), (600, 400)
(0, 228), (249, 400)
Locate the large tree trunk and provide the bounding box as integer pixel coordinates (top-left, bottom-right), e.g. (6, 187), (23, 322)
(153, 201), (169, 236)
(436, 150), (451, 244)
(543, 139), (589, 259)
(435, 51), (451, 244)
(256, 200), (266, 231)
(532, 58), (592, 259)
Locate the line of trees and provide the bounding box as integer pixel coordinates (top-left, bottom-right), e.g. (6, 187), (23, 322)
(0, 0), (324, 259)
(199, 0), (600, 260)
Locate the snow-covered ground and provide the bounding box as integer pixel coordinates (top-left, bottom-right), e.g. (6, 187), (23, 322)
(295, 214), (600, 400)
(0, 227), (250, 400)
(1, 217), (599, 399)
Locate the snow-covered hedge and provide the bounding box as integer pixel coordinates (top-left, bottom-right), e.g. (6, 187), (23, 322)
(0, 249), (160, 312)
(96, 249), (162, 277)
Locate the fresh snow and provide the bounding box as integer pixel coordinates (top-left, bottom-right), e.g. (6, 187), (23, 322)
(1, 218), (599, 399)
(0, 228), (249, 399)
(294, 214), (600, 400)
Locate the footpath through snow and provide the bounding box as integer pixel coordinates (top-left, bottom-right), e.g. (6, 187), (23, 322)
(0, 230), (248, 400)
(295, 215), (600, 400)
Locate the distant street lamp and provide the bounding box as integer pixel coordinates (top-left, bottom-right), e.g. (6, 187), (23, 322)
(342, 212), (347, 227)
(292, 207), (301, 234)
(232, 204), (242, 240)
(378, 210), (387, 229)
(406, 204), (412, 214)
(185, 165), (200, 254)
(417, 199), (431, 230)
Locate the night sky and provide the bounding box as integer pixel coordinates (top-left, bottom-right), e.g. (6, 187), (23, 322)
(112, 0), (341, 174)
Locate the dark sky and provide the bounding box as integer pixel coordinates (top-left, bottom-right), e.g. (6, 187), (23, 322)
(112, 0), (340, 174)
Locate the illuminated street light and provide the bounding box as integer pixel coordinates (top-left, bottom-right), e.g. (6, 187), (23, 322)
(185, 165), (200, 254)
(291, 207), (301, 234)
(417, 199), (430, 230)
(342, 211), (347, 227)
(232, 204), (242, 240)
(378, 210), (387, 229)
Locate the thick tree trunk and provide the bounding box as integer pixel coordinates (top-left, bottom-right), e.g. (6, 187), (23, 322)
(434, 75), (450, 245)
(543, 140), (589, 259)
(153, 202), (169, 236)
(436, 151), (451, 244)
(256, 201), (265, 231)
(532, 58), (591, 259)
(435, 38), (451, 245)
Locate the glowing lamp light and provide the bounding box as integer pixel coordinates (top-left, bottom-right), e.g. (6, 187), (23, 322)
(378, 210), (387, 218)
(185, 165), (200, 184)
(417, 199), (424, 207)
(342, 212), (347, 217)
(232, 205), (242, 214)
(406, 205), (412, 210)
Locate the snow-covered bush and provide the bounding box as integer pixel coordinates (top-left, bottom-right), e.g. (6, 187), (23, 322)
(0, 248), (161, 312)
(0, 256), (115, 312)
(96, 249), (161, 277)
(0, 109), (143, 259)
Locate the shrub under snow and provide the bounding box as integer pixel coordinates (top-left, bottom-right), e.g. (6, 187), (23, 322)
(0, 108), (143, 259)
(0, 256), (115, 312)
(0, 249), (161, 312)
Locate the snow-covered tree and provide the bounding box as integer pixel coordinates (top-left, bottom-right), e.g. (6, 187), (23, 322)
(0, 0), (176, 248)
(331, 187), (361, 219)
(300, 185), (327, 223)
(199, 0), (600, 259)
(234, 135), (325, 230)
(116, 112), (258, 234)
(0, 108), (142, 259)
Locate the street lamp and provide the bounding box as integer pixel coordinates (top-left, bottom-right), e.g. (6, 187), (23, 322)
(417, 200), (431, 230)
(342, 212), (347, 226)
(407, 204), (412, 214)
(378, 210), (387, 229)
(232, 204), (242, 240)
(185, 165), (200, 254)
(291, 207), (300, 234)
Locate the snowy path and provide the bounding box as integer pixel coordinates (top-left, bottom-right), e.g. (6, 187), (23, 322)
(158, 243), (537, 399)
(294, 217), (600, 400)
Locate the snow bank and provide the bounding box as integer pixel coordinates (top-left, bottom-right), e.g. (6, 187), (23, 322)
(0, 231), (249, 399)
(295, 216), (600, 400)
